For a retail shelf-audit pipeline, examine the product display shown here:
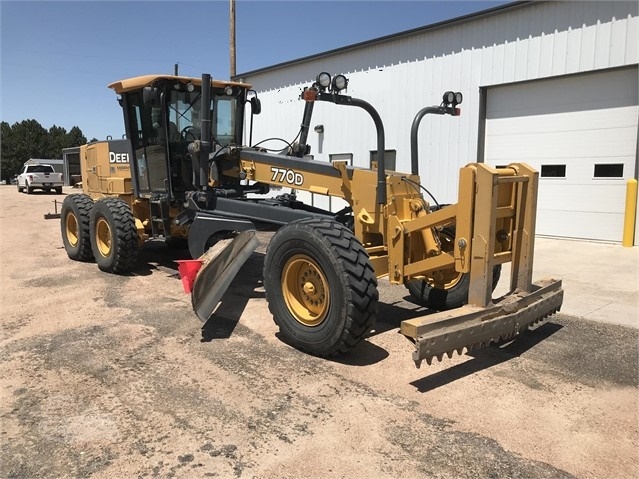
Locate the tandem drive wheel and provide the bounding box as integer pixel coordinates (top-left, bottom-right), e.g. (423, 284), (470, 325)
(60, 194), (94, 262)
(89, 197), (139, 274)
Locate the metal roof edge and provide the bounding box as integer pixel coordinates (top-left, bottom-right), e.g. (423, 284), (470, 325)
(233, 0), (533, 81)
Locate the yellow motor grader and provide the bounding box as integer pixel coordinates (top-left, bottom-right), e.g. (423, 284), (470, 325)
(61, 72), (563, 366)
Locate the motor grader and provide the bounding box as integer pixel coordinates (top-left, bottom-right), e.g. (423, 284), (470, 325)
(61, 72), (563, 366)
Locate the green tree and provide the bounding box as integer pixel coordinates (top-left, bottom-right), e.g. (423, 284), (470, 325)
(0, 119), (88, 181)
(67, 126), (87, 148)
(0, 119), (47, 182)
(47, 125), (68, 159)
(0, 121), (17, 182)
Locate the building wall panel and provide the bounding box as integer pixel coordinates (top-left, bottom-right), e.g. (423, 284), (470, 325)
(240, 1), (638, 212)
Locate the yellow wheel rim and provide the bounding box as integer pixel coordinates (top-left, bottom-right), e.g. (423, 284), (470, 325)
(282, 254), (329, 327)
(65, 212), (79, 247)
(95, 217), (112, 257)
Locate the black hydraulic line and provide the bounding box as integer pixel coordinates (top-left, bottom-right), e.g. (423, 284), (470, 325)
(199, 73), (212, 189)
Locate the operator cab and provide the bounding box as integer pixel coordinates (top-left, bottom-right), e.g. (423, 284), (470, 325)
(108, 75), (256, 201)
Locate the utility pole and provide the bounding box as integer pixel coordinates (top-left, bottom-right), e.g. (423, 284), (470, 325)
(230, 0), (236, 79)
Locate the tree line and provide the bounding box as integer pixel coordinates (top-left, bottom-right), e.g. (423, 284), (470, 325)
(1, 119), (96, 181)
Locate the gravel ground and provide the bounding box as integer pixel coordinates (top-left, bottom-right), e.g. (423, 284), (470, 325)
(1, 186), (637, 479)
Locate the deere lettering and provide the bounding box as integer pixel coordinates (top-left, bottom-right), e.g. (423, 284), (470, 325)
(109, 152), (130, 164)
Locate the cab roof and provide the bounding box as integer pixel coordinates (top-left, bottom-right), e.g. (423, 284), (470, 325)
(108, 74), (252, 94)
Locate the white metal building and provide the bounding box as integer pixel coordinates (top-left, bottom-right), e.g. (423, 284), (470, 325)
(236, 1), (639, 244)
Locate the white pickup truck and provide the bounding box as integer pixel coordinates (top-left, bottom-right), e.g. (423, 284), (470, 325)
(17, 163), (64, 194)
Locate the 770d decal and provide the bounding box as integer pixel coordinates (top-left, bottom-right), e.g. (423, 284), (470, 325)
(270, 167), (304, 186)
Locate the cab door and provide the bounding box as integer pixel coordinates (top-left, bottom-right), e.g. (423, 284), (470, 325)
(124, 91), (171, 197)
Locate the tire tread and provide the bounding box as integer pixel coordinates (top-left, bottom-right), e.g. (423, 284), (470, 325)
(91, 197), (139, 274)
(61, 194), (94, 261)
(264, 218), (378, 357)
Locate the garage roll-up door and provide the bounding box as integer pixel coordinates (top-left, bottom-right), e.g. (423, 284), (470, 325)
(484, 66), (638, 243)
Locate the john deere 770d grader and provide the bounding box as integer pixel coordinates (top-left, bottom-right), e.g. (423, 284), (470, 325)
(61, 72), (563, 366)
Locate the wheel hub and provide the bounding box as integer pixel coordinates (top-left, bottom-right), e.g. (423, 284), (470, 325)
(282, 255), (329, 327)
(95, 217), (112, 257)
(303, 282), (316, 295)
(65, 212), (79, 247)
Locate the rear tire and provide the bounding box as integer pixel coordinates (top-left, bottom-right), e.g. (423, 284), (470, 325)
(55, 187), (62, 194)
(26, 183), (33, 194)
(61, 194), (94, 261)
(90, 197), (139, 273)
(17, 182), (23, 193)
(406, 227), (501, 310)
(264, 219), (378, 357)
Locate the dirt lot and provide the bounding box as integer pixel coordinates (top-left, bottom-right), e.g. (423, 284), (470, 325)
(1, 186), (638, 479)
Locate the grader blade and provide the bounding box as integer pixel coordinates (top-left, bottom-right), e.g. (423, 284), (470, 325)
(401, 279), (563, 368)
(191, 230), (259, 322)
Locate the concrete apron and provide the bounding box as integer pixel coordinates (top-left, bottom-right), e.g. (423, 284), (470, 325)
(492, 237), (639, 329)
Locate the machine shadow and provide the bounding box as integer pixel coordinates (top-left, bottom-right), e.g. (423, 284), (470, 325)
(409, 322), (564, 392)
(132, 240), (191, 277)
(326, 340), (391, 366)
(373, 299), (429, 336)
(326, 301), (429, 367)
(201, 252), (266, 341)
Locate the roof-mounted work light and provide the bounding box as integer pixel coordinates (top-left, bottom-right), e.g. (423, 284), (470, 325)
(442, 91), (463, 107)
(443, 91), (455, 104)
(316, 72), (331, 90)
(331, 74), (348, 93)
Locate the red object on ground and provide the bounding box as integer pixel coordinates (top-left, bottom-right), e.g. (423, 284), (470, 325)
(176, 260), (204, 294)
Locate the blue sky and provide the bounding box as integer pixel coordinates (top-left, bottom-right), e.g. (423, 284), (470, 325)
(1, 0), (510, 143)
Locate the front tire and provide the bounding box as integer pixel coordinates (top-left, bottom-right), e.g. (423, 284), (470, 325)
(90, 197), (139, 273)
(406, 227), (501, 310)
(17, 182), (23, 193)
(61, 194), (94, 261)
(263, 219), (378, 357)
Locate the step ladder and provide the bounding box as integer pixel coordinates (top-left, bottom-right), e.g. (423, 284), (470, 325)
(150, 197), (171, 238)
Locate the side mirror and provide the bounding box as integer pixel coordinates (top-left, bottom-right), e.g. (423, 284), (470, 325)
(250, 97), (261, 115)
(143, 87), (161, 107)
